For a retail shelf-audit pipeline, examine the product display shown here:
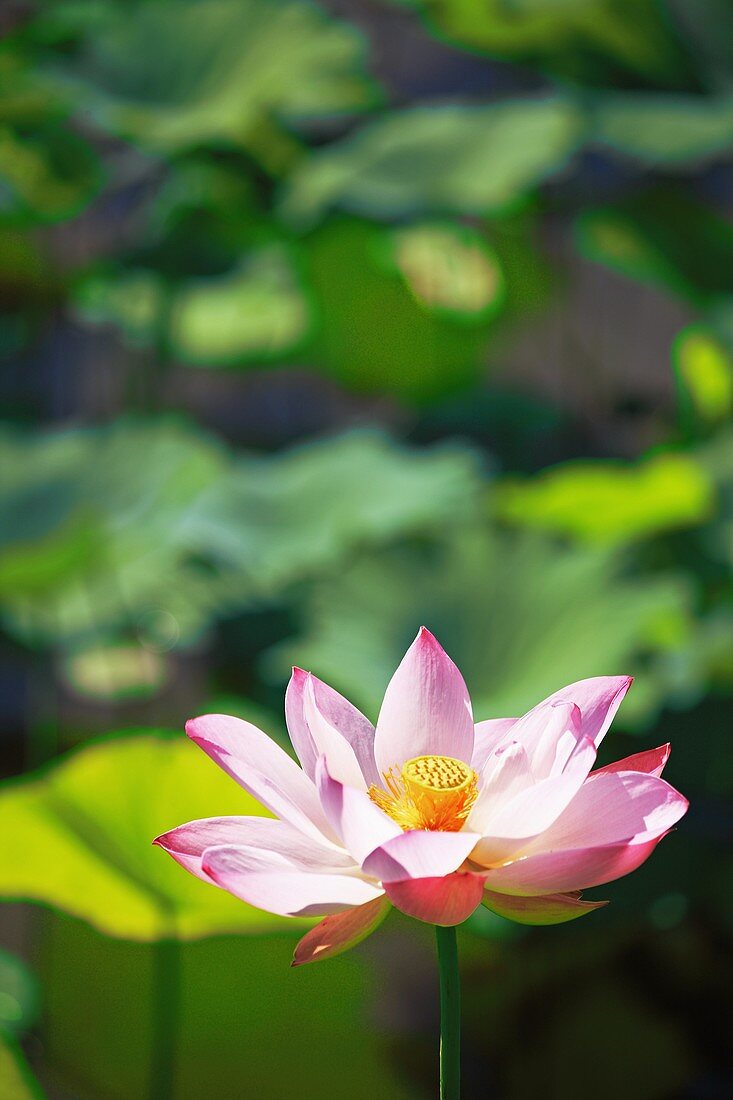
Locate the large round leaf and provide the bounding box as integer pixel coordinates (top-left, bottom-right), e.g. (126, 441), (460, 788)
(281, 98), (583, 225)
(51, 0), (377, 155)
(266, 526), (688, 724)
(0, 732), (295, 940)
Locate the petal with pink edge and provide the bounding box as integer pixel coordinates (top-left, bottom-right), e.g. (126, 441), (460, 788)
(374, 627), (474, 776)
(285, 669), (378, 786)
(468, 742), (533, 834)
(481, 832), (672, 897)
(292, 895), (391, 966)
(533, 675), (633, 748)
(302, 675), (366, 789)
(482, 889), (608, 925)
(472, 735), (597, 856)
(385, 872), (485, 926)
(362, 829), (480, 883)
(202, 845), (382, 917)
(154, 815), (355, 884)
(507, 701), (583, 779)
(471, 718), (517, 773)
(593, 744), (670, 779)
(523, 770), (688, 852)
(186, 714), (334, 843)
(477, 770), (687, 894)
(316, 756), (402, 865)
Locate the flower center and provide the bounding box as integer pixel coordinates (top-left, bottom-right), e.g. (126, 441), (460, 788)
(368, 754), (478, 832)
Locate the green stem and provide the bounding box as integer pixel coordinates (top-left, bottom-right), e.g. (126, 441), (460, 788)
(435, 925), (460, 1100)
(150, 933), (180, 1100)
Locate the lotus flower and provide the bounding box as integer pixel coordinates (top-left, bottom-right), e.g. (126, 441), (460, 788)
(155, 628), (687, 965)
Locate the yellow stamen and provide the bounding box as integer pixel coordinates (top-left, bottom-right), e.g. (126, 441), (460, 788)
(368, 754), (478, 832)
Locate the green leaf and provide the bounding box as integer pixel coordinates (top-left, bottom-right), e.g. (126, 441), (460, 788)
(0, 1036), (43, 1100)
(0, 732), (296, 941)
(494, 453), (714, 544)
(0, 421), (483, 656)
(51, 0), (377, 156)
(404, 0), (691, 86)
(674, 325), (733, 429)
(383, 222), (505, 321)
(0, 951), (40, 1038)
(73, 268), (166, 350)
(0, 420), (228, 644)
(301, 217), (507, 402)
(60, 642), (170, 702)
(184, 430), (484, 589)
(0, 43), (101, 227)
(281, 98), (583, 225)
(0, 123), (101, 225)
(577, 188), (733, 306)
(592, 93), (733, 167)
(265, 525), (688, 723)
(169, 246), (311, 365)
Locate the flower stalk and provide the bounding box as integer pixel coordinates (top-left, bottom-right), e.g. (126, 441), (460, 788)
(436, 924), (460, 1100)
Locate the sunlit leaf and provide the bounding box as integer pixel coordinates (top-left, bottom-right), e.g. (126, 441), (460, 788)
(0, 1036), (43, 1100)
(51, 0), (377, 155)
(674, 325), (733, 427)
(61, 643), (169, 702)
(170, 247), (310, 364)
(0, 732), (295, 940)
(282, 98), (582, 225)
(495, 453), (714, 544)
(386, 222), (504, 320)
(266, 525), (688, 723)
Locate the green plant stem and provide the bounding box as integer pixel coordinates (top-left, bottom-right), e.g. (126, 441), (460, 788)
(435, 925), (460, 1100)
(150, 933), (180, 1100)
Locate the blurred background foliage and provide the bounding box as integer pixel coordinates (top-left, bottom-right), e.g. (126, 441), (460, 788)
(1, 0), (732, 1096)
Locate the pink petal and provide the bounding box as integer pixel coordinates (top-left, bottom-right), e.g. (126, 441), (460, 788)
(315, 755), (402, 865)
(593, 743), (670, 779)
(480, 771), (688, 895)
(481, 833), (671, 897)
(285, 668), (318, 776)
(471, 718), (517, 773)
(154, 815), (354, 884)
(385, 872), (485, 926)
(524, 770), (688, 851)
(292, 896), (391, 966)
(202, 845), (383, 917)
(374, 627), (474, 776)
(510, 701), (583, 778)
(471, 736), (597, 864)
(285, 669), (378, 786)
(534, 675), (633, 748)
(302, 675), (366, 789)
(362, 829), (480, 883)
(468, 742), (533, 833)
(187, 714), (336, 843)
(482, 889), (608, 925)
